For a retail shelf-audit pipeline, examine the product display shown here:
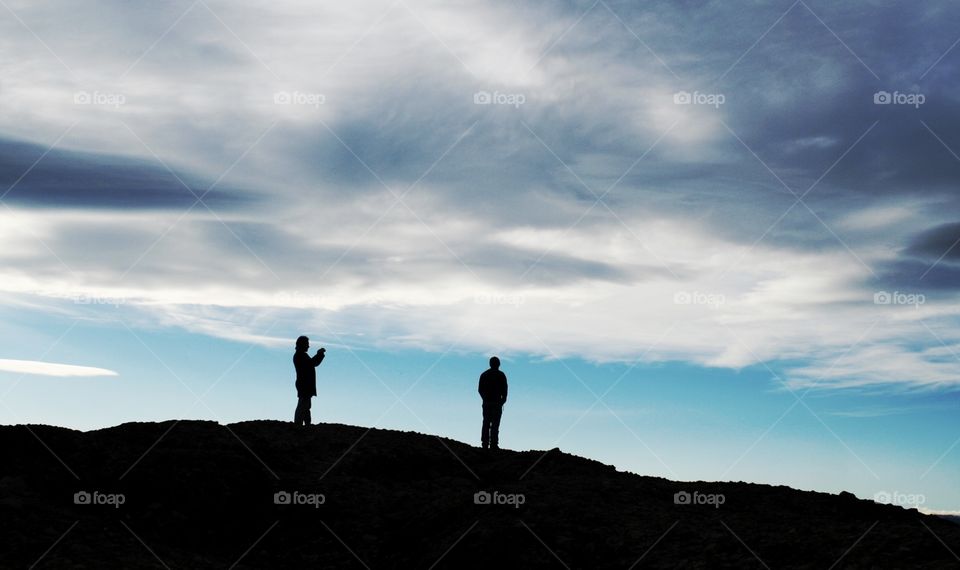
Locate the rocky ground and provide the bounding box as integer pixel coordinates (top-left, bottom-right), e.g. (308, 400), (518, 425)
(1, 420), (958, 568)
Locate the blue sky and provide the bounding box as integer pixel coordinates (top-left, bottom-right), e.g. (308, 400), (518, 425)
(0, 0), (959, 512)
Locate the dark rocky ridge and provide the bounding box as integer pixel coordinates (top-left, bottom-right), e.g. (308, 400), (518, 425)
(1, 420), (957, 568)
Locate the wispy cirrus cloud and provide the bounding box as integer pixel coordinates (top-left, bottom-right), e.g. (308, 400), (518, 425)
(0, 358), (118, 377)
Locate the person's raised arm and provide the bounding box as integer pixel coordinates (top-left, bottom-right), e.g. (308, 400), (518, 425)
(311, 347), (326, 366)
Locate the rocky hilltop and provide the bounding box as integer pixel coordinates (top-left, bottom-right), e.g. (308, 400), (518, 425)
(1, 420), (957, 568)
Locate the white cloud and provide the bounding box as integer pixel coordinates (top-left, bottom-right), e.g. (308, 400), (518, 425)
(5, 202), (960, 390)
(920, 508), (960, 517)
(0, 359), (118, 377)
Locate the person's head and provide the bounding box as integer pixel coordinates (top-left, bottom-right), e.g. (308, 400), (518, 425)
(489, 356), (500, 370)
(296, 336), (309, 351)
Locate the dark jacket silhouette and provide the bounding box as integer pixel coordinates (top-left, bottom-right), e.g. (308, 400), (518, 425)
(294, 350), (325, 398)
(478, 357), (508, 449)
(478, 368), (508, 404)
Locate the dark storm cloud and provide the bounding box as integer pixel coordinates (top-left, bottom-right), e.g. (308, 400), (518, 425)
(904, 222), (960, 261)
(0, 138), (251, 209)
(874, 221), (960, 291)
(874, 259), (960, 291)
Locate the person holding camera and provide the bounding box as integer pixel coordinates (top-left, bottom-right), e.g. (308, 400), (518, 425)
(293, 335), (326, 426)
(478, 356), (508, 450)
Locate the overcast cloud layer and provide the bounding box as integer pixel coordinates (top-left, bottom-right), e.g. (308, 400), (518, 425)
(2, 0), (960, 390)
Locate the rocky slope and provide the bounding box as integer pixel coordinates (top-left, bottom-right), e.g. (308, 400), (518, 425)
(1, 420), (958, 568)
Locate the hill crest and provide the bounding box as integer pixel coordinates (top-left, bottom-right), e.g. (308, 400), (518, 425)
(2, 419), (958, 569)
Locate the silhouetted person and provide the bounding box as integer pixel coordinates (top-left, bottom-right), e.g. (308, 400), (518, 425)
(293, 335), (325, 426)
(478, 356), (508, 449)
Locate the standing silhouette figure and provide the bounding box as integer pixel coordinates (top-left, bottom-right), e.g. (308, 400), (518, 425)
(293, 335), (325, 426)
(478, 356), (508, 449)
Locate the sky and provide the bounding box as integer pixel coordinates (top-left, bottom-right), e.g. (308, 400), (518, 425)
(0, 0), (959, 512)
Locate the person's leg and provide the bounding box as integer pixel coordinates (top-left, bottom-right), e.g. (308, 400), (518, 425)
(304, 396), (312, 426)
(294, 397), (309, 426)
(490, 405), (503, 449)
(481, 403), (491, 448)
